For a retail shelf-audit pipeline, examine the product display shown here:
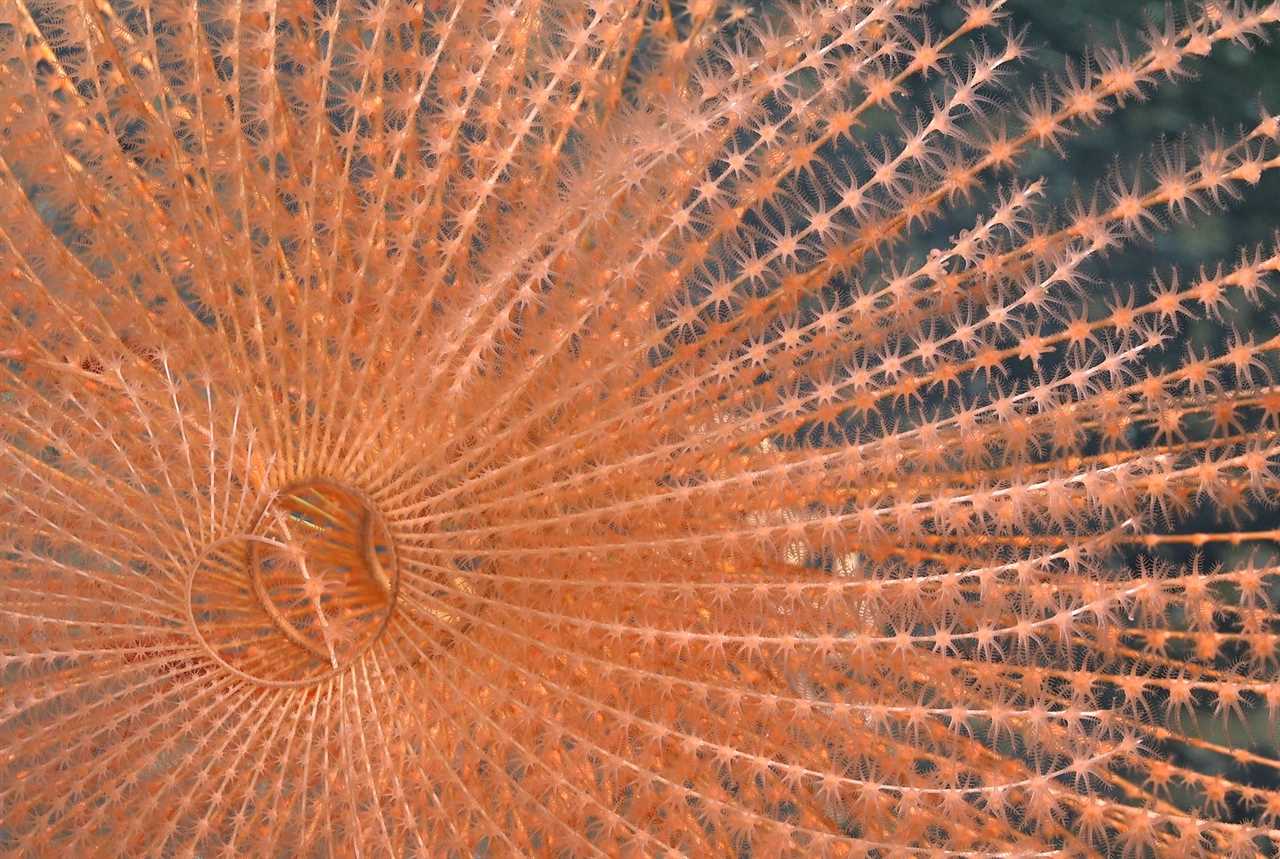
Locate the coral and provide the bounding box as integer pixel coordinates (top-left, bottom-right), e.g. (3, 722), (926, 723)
(3, 0), (1280, 855)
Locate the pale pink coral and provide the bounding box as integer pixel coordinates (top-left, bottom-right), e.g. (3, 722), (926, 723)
(3, 0), (1280, 856)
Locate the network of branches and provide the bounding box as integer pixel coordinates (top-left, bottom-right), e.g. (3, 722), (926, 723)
(2, 0), (1280, 855)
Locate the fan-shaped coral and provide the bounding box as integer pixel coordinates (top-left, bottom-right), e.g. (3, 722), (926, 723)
(3, 0), (1280, 855)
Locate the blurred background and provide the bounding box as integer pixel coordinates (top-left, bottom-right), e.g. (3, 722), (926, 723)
(918, 0), (1280, 806)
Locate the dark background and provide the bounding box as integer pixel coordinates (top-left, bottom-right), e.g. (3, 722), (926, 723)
(925, 0), (1280, 800)
(1003, 0), (1280, 272)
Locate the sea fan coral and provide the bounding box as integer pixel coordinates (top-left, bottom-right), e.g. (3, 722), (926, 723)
(4, 0), (1280, 855)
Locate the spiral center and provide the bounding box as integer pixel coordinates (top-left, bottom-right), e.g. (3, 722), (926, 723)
(186, 480), (398, 686)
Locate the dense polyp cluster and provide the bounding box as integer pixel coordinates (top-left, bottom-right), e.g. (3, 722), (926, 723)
(3, 0), (1280, 855)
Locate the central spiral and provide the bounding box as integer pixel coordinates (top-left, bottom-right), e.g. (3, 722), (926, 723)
(186, 480), (399, 686)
